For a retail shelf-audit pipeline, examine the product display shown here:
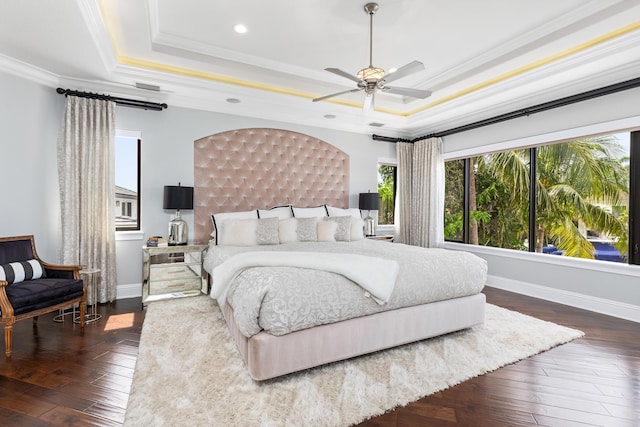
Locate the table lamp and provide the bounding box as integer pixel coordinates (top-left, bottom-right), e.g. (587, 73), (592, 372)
(163, 183), (194, 245)
(359, 191), (380, 237)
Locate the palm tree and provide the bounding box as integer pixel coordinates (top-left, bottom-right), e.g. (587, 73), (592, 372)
(535, 138), (628, 258)
(469, 136), (628, 259)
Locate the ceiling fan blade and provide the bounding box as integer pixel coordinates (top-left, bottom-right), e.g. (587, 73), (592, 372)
(325, 68), (361, 83)
(381, 60), (425, 84)
(382, 86), (432, 99)
(363, 91), (375, 111)
(313, 88), (362, 102)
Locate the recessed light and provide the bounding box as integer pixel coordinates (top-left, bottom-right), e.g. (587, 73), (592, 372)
(324, 114), (336, 119)
(233, 24), (247, 34)
(226, 98), (241, 104)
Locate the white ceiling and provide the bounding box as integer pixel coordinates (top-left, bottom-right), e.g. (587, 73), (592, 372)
(1, 0), (639, 137)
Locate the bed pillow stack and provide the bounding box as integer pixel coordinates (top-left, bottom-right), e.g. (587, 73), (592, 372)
(211, 204), (365, 245)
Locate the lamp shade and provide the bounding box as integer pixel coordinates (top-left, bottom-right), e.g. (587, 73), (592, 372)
(163, 185), (194, 210)
(359, 192), (380, 211)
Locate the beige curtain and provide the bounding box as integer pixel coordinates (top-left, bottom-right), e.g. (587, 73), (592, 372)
(394, 137), (444, 248)
(57, 96), (117, 303)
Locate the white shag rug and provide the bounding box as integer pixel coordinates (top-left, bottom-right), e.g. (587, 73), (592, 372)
(124, 296), (583, 427)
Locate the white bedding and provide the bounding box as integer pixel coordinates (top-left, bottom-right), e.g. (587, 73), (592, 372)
(204, 240), (487, 338)
(210, 251), (399, 305)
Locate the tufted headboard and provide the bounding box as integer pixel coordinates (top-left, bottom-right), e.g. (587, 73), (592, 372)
(193, 128), (350, 243)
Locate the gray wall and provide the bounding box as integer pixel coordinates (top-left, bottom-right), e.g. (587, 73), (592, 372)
(0, 71), (64, 261)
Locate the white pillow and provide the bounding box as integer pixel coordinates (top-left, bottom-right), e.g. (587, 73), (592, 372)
(258, 205), (293, 219)
(292, 205), (328, 218)
(317, 220), (338, 242)
(211, 209), (258, 244)
(219, 219), (258, 246)
(326, 205), (362, 219)
(318, 221), (338, 242)
(350, 217), (365, 241)
(279, 218), (298, 243)
(324, 216), (352, 241)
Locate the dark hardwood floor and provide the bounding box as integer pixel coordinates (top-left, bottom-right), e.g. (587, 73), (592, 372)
(0, 287), (638, 426)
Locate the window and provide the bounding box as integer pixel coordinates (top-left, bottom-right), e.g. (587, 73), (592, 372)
(446, 131), (637, 265)
(377, 164), (396, 225)
(115, 135), (141, 231)
(444, 159), (465, 242)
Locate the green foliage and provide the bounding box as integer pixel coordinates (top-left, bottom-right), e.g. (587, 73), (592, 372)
(448, 136), (629, 259)
(444, 160), (465, 241)
(378, 165), (396, 224)
(473, 154), (529, 250)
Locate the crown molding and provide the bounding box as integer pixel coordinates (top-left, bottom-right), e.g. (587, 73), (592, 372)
(0, 53), (59, 87)
(412, 0), (630, 89)
(85, 0), (120, 72)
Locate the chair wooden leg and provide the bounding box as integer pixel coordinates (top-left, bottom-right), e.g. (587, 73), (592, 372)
(80, 302), (86, 328)
(32, 316), (38, 326)
(4, 324), (12, 358)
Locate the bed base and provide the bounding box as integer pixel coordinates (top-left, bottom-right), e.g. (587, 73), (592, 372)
(221, 292), (486, 381)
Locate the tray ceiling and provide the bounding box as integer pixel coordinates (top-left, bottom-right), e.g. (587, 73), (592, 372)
(1, 0), (639, 137)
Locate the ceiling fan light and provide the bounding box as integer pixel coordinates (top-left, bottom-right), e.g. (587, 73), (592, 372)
(233, 24), (247, 34)
(357, 66), (385, 81)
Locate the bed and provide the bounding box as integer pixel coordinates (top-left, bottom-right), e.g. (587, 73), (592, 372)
(194, 128), (487, 381)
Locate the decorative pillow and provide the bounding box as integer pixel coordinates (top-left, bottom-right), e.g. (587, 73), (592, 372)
(211, 209), (259, 244)
(325, 216), (352, 241)
(218, 219), (258, 246)
(350, 217), (365, 241)
(0, 259), (46, 284)
(256, 217), (280, 245)
(258, 205), (293, 220)
(296, 217), (318, 241)
(279, 218), (298, 243)
(291, 205), (328, 218)
(317, 220), (338, 242)
(326, 205), (362, 219)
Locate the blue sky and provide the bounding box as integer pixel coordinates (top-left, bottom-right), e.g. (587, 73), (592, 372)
(115, 136), (138, 192)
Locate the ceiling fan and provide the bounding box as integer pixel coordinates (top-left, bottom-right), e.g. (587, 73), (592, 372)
(313, 2), (431, 111)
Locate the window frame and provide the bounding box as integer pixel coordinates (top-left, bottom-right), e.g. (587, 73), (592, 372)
(115, 135), (141, 232)
(377, 162), (397, 226)
(444, 123), (639, 266)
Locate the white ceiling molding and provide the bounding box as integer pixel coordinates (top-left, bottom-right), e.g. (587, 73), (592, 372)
(0, 54), (59, 87)
(2, 0), (639, 137)
(74, 0), (119, 73)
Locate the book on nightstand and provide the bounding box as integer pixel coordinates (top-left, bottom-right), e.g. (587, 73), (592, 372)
(146, 236), (168, 247)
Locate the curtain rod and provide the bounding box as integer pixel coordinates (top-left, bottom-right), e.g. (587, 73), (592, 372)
(56, 88), (168, 111)
(373, 76), (640, 143)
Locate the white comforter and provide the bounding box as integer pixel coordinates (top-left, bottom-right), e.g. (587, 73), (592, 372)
(204, 240), (487, 338)
(211, 251), (399, 305)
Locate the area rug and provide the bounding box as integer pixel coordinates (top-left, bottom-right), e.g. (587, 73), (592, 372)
(124, 296), (583, 427)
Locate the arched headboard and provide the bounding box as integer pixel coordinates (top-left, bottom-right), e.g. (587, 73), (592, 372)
(194, 128), (350, 243)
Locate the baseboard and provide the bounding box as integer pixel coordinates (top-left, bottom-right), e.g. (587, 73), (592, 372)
(487, 274), (640, 323)
(117, 283), (142, 300)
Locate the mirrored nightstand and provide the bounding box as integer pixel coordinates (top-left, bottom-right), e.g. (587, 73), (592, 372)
(142, 244), (208, 307)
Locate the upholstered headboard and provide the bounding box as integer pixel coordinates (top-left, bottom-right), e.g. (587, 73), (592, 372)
(194, 128), (349, 243)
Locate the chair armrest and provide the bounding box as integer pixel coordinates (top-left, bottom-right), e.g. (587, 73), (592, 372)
(0, 280), (14, 318)
(41, 262), (82, 280)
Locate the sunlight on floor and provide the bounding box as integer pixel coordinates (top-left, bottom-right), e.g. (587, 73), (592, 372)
(103, 313), (135, 331)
